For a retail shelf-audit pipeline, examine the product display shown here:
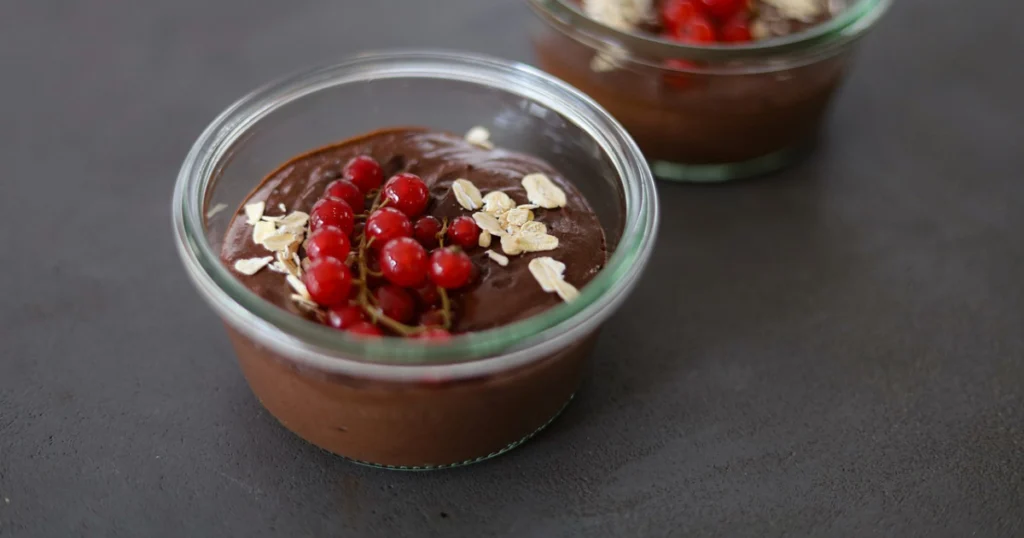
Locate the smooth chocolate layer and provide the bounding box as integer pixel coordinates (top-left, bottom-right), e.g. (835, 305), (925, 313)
(221, 127), (607, 333)
(533, 27), (848, 164)
(229, 326), (597, 467)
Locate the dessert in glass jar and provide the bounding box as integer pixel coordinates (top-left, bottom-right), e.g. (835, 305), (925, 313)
(172, 52), (659, 469)
(530, 0), (890, 181)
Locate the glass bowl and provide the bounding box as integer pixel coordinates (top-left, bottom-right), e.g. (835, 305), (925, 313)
(171, 51), (659, 469)
(529, 0), (891, 182)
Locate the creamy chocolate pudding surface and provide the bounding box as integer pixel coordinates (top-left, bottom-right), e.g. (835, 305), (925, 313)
(221, 127), (608, 335)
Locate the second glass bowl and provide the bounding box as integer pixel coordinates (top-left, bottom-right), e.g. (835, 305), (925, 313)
(529, 0), (891, 182)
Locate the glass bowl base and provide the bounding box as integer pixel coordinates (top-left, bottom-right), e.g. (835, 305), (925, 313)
(339, 392), (576, 471)
(651, 144), (809, 183)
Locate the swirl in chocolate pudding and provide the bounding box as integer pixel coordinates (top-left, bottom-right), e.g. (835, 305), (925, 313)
(221, 127), (607, 334)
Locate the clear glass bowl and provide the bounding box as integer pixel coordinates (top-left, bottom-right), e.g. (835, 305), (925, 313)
(529, 0), (891, 182)
(171, 51), (659, 469)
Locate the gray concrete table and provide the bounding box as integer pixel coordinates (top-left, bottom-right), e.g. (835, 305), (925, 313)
(2, 0), (1021, 536)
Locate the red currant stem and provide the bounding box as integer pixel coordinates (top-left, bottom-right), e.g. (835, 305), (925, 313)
(366, 268), (383, 278)
(437, 217), (449, 248)
(313, 310), (328, 325)
(345, 187), (431, 337)
(438, 287), (453, 330)
(356, 237), (371, 303)
(361, 303), (421, 335)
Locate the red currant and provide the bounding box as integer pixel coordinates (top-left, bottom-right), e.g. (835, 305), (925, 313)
(303, 257), (352, 307)
(412, 285), (440, 308)
(375, 285), (417, 324)
(324, 179), (365, 213)
(327, 304), (365, 330)
(721, 13), (752, 42)
(700, 0), (746, 21)
(413, 216), (442, 249)
(305, 225), (351, 262)
(416, 328), (452, 341)
(310, 196), (355, 235)
(672, 14), (717, 43)
(365, 207), (412, 249)
(661, 0), (703, 32)
(347, 322), (383, 337)
(446, 216), (480, 249)
(379, 237), (428, 287)
(343, 155), (384, 193)
(428, 247), (474, 289)
(383, 173), (430, 217)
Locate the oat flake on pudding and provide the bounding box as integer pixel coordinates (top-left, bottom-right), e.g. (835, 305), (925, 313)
(583, 0), (655, 31)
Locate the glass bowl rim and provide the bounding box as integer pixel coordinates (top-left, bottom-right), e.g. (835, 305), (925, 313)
(527, 0), (892, 62)
(171, 50), (659, 380)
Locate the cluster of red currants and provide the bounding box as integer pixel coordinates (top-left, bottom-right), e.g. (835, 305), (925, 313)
(661, 0), (753, 44)
(300, 155), (484, 339)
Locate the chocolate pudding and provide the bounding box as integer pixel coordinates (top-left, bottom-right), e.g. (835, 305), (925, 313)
(217, 126), (608, 467)
(535, 39), (847, 165)
(222, 127), (606, 333)
(530, 0), (872, 179)
(228, 327), (597, 468)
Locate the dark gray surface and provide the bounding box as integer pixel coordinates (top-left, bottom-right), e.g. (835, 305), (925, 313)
(1, 0), (1022, 536)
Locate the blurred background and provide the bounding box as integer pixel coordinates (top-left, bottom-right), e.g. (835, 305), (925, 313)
(2, 1), (1022, 537)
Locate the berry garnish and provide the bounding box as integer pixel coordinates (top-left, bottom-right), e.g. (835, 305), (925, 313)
(446, 216), (480, 250)
(379, 237), (428, 287)
(721, 13), (752, 42)
(365, 207), (412, 248)
(375, 285), (417, 324)
(383, 173), (430, 217)
(324, 179), (365, 213)
(416, 328), (452, 341)
(412, 284), (441, 308)
(413, 216), (443, 249)
(310, 196), (355, 234)
(699, 0), (746, 21)
(305, 225), (351, 262)
(672, 14), (717, 43)
(303, 257), (352, 307)
(347, 322), (383, 337)
(661, 0), (703, 32)
(343, 156), (384, 193)
(428, 247), (475, 289)
(327, 304), (365, 330)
